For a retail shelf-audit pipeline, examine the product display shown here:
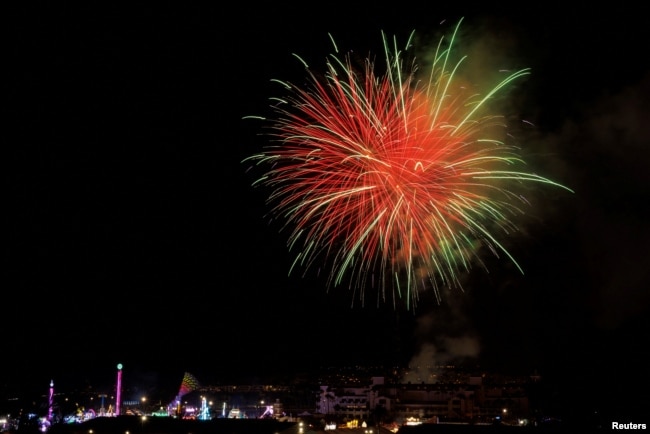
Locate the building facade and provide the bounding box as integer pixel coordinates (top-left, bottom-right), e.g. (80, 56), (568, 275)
(316, 374), (533, 425)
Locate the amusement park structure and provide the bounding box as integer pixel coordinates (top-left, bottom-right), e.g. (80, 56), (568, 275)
(115, 363), (123, 416)
(22, 367), (281, 432)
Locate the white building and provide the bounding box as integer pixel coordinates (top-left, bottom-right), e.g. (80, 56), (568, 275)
(316, 374), (531, 424)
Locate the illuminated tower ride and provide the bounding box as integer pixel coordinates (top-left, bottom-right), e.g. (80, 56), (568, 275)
(116, 363), (123, 416)
(48, 380), (54, 421)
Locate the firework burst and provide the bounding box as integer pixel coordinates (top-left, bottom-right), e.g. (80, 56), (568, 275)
(244, 19), (572, 309)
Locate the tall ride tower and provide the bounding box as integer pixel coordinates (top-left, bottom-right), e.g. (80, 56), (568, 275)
(116, 363), (123, 416)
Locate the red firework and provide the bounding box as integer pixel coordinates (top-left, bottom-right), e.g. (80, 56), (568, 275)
(245, 20), (571, 309)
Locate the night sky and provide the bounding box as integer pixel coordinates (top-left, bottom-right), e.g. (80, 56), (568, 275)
(5, 2), (650, 421)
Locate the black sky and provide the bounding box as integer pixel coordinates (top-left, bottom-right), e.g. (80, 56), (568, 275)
(5, 2), (650, 420)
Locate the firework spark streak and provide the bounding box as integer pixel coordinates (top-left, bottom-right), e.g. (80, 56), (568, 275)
(244, 19), (572, 309)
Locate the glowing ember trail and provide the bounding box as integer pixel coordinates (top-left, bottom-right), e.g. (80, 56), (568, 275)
(244, 19), (572, 309)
